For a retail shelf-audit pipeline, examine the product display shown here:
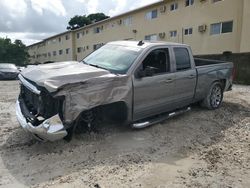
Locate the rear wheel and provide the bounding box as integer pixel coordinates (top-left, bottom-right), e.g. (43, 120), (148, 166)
(201, 82), (223, 110)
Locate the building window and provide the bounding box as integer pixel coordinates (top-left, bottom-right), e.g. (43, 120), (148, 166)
(53, 51), (56, 56)
(222, 21), (233, 33)
(66, 48), (70, 54)
(86, 46), (89, 50)
(77, 33), (80, 39)
(77, 47), (82, 53)
(145, 34), (158, 41)
(185, 0), (194, 7)
(210, 23), (221, 35)
(123, 17), (132, 26)
(210, 21), (233, 35)
(65, 35), (70, 40)
(48, 52), (51, 57)
(184, 28), (193, 35)
(145, 9), (158, 20)
(212, 0), (222, 3)
(58, 37), (61, 42)
(59, 50), (63, 55)
(93, 43), (104, 51)
(52, 39), (56, 44)
(170, 30), (177, 37)
(93, 27), (102, 34)
(170, 3), (178, 11)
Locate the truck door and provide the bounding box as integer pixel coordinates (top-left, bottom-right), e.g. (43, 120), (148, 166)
(173, 47), (196, 108)
(133, 48), (176, 121)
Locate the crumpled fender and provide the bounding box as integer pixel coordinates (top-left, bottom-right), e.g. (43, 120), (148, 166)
(55, 74), (133, 124)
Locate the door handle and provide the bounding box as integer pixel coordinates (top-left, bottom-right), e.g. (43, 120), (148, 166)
(164, 78), (174, 83)
(188, 75), (195, 79)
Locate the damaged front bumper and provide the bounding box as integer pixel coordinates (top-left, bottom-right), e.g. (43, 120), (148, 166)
(16, 100), (68, 142)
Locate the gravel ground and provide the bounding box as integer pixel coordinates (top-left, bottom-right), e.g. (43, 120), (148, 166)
(0, 81), (249, 188)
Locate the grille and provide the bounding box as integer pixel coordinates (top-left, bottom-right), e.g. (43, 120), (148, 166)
(20, 84), (60, 119)
(21, 84), (40, 115)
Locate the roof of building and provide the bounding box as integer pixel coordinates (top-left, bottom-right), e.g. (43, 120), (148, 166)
(27, 30), (71, 48)
(27, 0), (165, 48)
(73, 0), (164, 32)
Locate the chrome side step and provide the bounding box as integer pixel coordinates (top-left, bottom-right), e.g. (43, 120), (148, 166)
(132, 107), (191, 129)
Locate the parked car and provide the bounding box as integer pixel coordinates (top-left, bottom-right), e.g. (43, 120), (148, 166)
(0, 63), (19, 80)
(16, 41), (234, 141)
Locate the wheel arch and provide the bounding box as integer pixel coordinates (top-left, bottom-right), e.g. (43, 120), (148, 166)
(76, 101), (130, 124)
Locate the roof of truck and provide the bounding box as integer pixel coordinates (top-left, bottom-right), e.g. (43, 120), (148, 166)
(108, 40), (189, 49)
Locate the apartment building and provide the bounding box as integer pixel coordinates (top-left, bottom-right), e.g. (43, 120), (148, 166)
(27, 0), (250, 64)
(28, 31), (75, 64)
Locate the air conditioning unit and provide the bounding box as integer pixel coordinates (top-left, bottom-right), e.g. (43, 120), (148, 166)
(132, 29), (137, 33)
(160, 5), (166, 13)
(159, 32), (166, 38)
(198, 24), (207, 32)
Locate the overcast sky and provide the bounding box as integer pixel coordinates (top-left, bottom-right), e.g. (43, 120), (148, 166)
(0, 0), (159, 46)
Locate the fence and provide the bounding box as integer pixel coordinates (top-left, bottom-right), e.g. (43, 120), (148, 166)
(195, 52), (250, 85)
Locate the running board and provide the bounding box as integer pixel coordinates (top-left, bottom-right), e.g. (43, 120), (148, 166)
(132, 107), (191, 129)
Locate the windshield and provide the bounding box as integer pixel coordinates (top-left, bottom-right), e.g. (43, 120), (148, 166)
(0, 64), (17, 69)
(82, 44), (142, 74)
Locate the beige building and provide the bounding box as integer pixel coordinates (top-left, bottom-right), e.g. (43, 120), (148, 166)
(27, 0), (250, 64)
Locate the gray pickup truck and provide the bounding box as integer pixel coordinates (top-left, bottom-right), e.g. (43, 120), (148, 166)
(16, 41), (234, 141)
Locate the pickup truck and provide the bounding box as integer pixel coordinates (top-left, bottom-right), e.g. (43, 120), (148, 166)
(16, 41), (234, 141)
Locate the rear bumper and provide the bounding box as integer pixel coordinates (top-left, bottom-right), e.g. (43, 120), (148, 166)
(225, 80), (233, 91)
(16, 100), (68, 142)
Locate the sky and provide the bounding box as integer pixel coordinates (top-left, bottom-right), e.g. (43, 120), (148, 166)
(0, 0), (159, 46)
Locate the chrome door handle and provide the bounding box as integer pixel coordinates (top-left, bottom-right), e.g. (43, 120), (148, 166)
(164, 79), (174, 83)
(188, 75), (195, 79)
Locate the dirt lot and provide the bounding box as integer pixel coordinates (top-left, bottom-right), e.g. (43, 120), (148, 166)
(0, 81), (249, 188)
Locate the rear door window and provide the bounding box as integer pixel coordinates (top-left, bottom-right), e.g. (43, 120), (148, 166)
(174, 48), (191, 71)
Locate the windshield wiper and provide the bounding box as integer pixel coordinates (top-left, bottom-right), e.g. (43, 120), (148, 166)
(87, 64), (111, 72)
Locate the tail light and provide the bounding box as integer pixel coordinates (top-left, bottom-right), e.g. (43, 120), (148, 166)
(231, 67), (236, 81)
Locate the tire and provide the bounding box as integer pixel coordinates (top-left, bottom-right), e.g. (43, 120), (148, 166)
(201, 82), (223, 110)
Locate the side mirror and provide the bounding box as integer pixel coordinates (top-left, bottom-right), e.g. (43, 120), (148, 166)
(145, 66), (155, 77)
(137, 70), (145, 78)
(136, 66), (155, 78)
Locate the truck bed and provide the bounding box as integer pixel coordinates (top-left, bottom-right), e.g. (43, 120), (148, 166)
(194, 58), (234, 102)
(194, 58), (229, 67)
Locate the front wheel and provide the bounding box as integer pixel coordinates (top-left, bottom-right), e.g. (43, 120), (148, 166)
(201, 82), (223, 110)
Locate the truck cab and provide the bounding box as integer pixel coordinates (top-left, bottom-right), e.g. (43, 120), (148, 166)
(131, 43), (197, 121)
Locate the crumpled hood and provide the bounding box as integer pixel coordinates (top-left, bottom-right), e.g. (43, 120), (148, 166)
(20, 61), (111, 92)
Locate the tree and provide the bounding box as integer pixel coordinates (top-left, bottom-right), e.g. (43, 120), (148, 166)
(0, 37), (29, 66)
(87, 13), (110, 23)
(67, 13), (110, 30)
(68, 15), (91, 29)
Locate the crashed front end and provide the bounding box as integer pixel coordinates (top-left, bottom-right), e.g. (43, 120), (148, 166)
(16, 74), (67, 141)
